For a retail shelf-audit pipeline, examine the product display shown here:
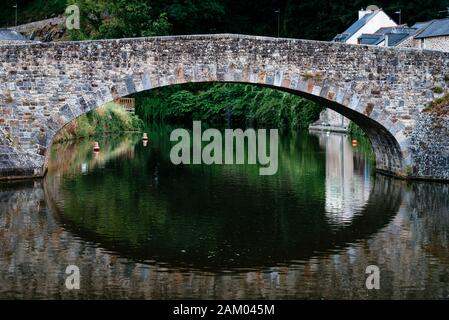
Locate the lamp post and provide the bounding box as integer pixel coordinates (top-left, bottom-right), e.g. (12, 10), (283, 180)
(395, 9), (402, 25)
(12, 3), (18, 27)
(275, 9), (280, 37)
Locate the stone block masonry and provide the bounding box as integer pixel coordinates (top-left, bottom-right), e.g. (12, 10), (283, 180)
(0, 34), (448, 180)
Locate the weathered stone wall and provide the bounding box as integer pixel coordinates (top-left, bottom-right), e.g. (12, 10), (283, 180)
(396, 35), (449, 53)
(11, 16), (67, 42)
(409, 113), (449, 180)
(0, 34), (448, 180)
(312, 109), (350, 130)
(423, 36), (449, 53)
(396, 36), (421, 49)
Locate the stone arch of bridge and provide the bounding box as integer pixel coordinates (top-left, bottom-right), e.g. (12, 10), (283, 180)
(46, 75), (406, 177)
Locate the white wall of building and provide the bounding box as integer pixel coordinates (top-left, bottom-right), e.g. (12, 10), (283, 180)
(346, 11), (397, 44)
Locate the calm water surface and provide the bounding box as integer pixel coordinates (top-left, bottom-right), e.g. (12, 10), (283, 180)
(0, 128), (448, 299)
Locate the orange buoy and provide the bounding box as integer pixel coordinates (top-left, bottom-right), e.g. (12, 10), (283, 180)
(93, 141), (100, 151)
(142, 133), (149, 141)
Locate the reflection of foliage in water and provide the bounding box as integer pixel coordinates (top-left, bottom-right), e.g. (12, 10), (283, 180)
(46, 128), (391, 268)
(47, 133), (141, 176)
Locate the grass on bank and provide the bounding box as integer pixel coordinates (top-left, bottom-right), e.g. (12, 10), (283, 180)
(54, 102), (143, 143)
(424, 92), (449, 115)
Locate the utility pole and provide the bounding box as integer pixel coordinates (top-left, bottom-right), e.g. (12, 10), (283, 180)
(12, 3), (18, 27)
(275, 9), (280, 37)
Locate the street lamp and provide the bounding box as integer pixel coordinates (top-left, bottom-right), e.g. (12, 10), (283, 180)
(438, 7), (449, 17)
(395, 9), (402, 25)
(12, 3), (18, 27)
(275, 9), (281, 37)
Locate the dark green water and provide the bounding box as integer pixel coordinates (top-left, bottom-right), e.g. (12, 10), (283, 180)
(0, 128), (448, 299)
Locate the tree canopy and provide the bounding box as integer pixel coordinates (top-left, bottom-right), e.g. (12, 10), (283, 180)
(2, 0), (449, 40)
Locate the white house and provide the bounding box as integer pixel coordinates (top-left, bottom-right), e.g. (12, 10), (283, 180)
(334, 6), (397, 44)
(312, 6), (397, 132)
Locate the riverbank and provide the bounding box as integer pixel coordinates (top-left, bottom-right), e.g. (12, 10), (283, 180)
(53, 102), (143, 143)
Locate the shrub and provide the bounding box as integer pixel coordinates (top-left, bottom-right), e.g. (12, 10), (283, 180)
(424, 92), (449, 115)
(432, 86), (444, 94)
(54, 102), (143, 142)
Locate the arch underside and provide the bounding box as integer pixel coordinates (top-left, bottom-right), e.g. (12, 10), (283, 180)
(254, 83), (404, 176)
(47, 79), (405, 179)
(300, 90), (404, 175)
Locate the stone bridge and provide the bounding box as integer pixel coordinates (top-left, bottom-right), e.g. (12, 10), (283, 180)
(0, 34), (448, 181)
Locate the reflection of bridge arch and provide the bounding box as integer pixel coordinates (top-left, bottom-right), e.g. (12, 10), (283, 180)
(2, 159), (448, 298)
(2, 35), (449, 179)
(44, 159), (403, 270)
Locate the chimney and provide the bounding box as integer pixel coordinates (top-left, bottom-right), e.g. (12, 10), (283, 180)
(358, 5), (378, 19)
(359, 9), (369, 19)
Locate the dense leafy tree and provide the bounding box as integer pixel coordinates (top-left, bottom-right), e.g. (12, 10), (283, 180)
(166, 0), (226, 34)
(282, 0), (449, 40)
(134, 83), (324, 129)
(67, 0), (171, 39)
(1, 0), (67, 27)
(4, 0), (449, 40)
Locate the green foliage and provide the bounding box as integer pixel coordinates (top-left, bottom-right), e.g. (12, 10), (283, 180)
(134, 83), (324, 129)
(432, 86), (444, 94)
(54, 102), (143, 142)
(282, 0), (449, 40)
(67, 0), (171, 40)
(0, 0), (67, 27)
(424, 92), (449, 115)
(348, 121), (368, 137)
(4, 91), (14, 103)
(166, 0), (225, 34)
(3, 0), (449, 41)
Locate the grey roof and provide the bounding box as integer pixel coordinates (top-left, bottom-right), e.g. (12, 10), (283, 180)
(375, 26), (417, 35)
(414, 18), (449, 39)
(386, 33), (412, 46)
(375, 27), (396, 34)
(412, 21), (433, 31)
(358, 26), (418, 47)
(0, 29), (28, 41)
(358, 34), (384, 45)
(333, 10), (380, 42)
(358, 26), (417, 47)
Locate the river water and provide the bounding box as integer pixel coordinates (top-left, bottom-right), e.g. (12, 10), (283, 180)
(0, 128), (448, 299)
